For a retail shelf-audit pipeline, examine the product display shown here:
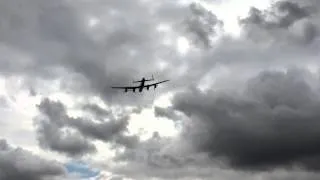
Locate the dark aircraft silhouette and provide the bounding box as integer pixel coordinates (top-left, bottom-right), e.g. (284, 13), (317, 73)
(111, 75), (169, 93)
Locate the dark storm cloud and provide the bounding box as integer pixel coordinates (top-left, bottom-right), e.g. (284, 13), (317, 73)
(170, 68), (320, 171)
(0, 139), (66, 180)
(35, 98), (139, 156)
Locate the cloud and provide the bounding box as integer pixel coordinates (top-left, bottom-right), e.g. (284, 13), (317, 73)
(0, 0), (191, 106)
(154, 106), (181, 121)
(0, 138), (66, 180)
(182, 2), (224, 48)
(0, 96), (9, 108)
(35, 118), (97, 157)
(81, 103), (111, 120)
(2, 0), (318, 111)
(34, 98), (97, 157)
(109, 129), (320, 179)
(239, 0), (318, 44)
(3, 0), (320, 179)
(34, 98), (139, 156)
(241, 1), (310, 28)
(110, 131), (223, 179)
(170, 68), (320, 171)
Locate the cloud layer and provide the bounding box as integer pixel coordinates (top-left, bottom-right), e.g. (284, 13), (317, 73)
(2, 0), (320, 179)
(0, 139), (66, 180)
(34, 98), (139, 157)
(170, 68), (320, 171)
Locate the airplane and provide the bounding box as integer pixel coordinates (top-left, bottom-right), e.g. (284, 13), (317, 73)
(111, 75), (169, 93)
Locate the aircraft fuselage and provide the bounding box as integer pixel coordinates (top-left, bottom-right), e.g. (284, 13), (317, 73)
(139, 78), (146, 92)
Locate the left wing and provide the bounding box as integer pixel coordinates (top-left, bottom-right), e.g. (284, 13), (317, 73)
(111, 86), (140, 92)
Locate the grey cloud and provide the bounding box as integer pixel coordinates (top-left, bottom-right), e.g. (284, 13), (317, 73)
(109, 177), (124, 180)
(35, 98), (139, 156)
(111, 131), (205, 179)
(154, 106), (181, 121)
(111, 166), (320, 180)
(0, 139), (9, 150)
(68, 116), (128, 142)
(239, 0), (318, 44)
(1, 0), (320, 112)
(81, 104), (111, 120)
(37, 98), (67, 126)
(112, 136), (320, 180)
(0, 138), (66, 180)
(113, 134), (140, 149)
(0, 96), (9, 108)
(160, 0), (320, 94)
(3, 0), (319, 114)
(277, 1), (310, 26)
(131, 106), (144, 114)
(0, 0), (190, 106)
(4, 0), (320, 178)
(171, 68), (320, 171)
(34, 118), (97, 157)
(182, 2), (223, 48)
(240, 1), (311, 28)
(35, 98), (97, 156)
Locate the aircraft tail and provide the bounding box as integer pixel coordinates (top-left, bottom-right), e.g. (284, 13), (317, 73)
(145, 74), (154, 81)
(133, 75), (154, 83)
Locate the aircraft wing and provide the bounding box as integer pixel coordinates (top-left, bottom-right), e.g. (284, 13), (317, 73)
(144, 80), (169, 88)
(111, 86), (140, 92)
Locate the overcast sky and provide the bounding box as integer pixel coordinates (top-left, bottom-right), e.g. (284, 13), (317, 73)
(1, 0), (320, 179)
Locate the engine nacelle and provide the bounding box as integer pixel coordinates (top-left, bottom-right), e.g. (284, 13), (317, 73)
(154, 84), (157, 89)
(147, 86), (150, 90)
(125, 88), (128, 92)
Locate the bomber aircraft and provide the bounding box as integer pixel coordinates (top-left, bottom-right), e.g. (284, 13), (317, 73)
(111, 75), (169, 93)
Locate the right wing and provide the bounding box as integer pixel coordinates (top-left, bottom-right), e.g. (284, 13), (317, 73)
(145, 80), (169, 86)
(143, 80), (169, 90)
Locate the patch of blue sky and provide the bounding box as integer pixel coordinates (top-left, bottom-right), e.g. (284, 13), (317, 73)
(65, 161), (100, 179)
